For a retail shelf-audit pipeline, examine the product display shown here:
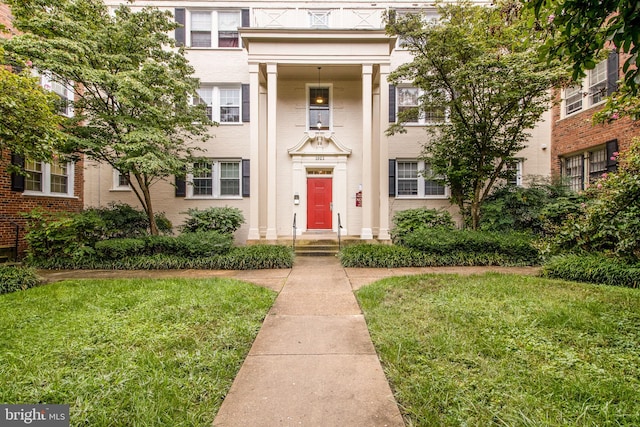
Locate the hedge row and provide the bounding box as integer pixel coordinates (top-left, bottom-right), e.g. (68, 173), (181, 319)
(542, 254), (640, 288)
(94, 232), (233, 260)
(339, 244), (537, 268)
(0, 266), (41, 294)
(29, 245), (294, 270)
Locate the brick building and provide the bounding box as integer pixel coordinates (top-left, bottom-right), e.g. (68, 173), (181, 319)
(552, 51), (639, 190)
(0, 4), (84, 260)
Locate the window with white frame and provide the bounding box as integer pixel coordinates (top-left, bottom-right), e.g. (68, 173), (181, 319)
(563, 154), (584, 192)
(564, 85), (583, 115)
(188, 160), (241, 198)
(194, 85), (241, 123)
(112, 169), (131, 190)
(588, 147), (607, 182)
(40, 72), (74, 117)
(189, 10), (241, 48)
(507, 159), (523, 186)
(396, 160), (447, 198)
(309, 85), (330, 130)
(588, 60), (607, 105)
(396, 86), (446, 125)
(24, 158), (75, 197)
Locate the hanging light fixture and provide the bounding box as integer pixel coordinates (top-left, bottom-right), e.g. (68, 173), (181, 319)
(315, 67), (323, 104)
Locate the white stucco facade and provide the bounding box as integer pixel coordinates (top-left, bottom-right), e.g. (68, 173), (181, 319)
(85, 0), (551, 242)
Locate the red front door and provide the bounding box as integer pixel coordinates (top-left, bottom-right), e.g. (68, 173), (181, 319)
(307, 178), (332, 229)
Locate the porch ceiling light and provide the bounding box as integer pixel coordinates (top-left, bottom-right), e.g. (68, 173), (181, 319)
(315, 67), (323, 104)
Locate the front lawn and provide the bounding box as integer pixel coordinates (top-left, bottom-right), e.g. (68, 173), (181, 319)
(0, 278), (276, 426)
(356, 274), (640, 426)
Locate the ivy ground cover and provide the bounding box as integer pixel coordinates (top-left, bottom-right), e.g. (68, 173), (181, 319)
(0, 278), (276, 426)
(357, 274), (640, 426)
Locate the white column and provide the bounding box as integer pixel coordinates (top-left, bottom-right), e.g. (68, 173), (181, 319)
(266, 63), (278, 240)
(361, 64), (374, 240)
(247, 63), (261, 240)
(378, 65), (391, 240)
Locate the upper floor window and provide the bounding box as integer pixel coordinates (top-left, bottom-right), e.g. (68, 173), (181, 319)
(188, 160), (241, 198)
(396, 86), (446, 125)
(189, 10), (241, 48)
(112, 169), (131, 191)
(193, 85), (241, 123)
(24, 158), (75, 197)
(309, 85), (331, 130)
(395, 160), (447, 198)
(562, 53), (618, 118)
(40, 72), (74, 117)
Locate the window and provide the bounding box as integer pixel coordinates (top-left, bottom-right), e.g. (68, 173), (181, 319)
(194, 85), (241, 123)
(564, 154), (584, 192)
(589, 148), (607, 182)
(588, 60), (607, 105)
(189, 10), (241, 48)
(395, 160), (447, 198)
(40, 72), (73, 117)
(188, 160), (241, 198)
(112, 169), (131, 190)
(507, 159), (523, 187)
(564, 85), (583, 115)
(309, 86), (330, 130)
(24, 158), (75, 197)
(396, 86), (446, 125)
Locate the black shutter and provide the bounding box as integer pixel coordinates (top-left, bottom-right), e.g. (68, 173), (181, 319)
(606, 139), (619, 172)
(241, 9), (250, 27)
(242, 84), (250, 122)
(389, 85), (396, 123)
(10, 154), (25, 192)
(175, 168), (186, 197)
(242, 159), (250, 197)
(174, 8), (186, 47)
(607, 50), (619, 96)
(388, 159), (396, 196)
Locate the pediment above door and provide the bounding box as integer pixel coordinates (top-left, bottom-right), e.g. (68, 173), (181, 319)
(287, 131), (352, 157)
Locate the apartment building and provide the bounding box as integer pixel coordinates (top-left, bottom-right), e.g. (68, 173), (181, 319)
(553, 50), (639, 191)
(85, 0), (551, 242)
(0, 4), (84, 260)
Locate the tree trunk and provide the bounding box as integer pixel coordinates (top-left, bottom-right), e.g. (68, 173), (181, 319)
(140, 183), (158, 236)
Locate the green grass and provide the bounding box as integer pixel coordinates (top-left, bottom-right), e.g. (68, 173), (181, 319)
(0, 278), (276, 426)
(356, 273), (640, 426)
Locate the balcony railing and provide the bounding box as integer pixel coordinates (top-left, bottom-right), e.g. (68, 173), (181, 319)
(252, 8), (386, 30)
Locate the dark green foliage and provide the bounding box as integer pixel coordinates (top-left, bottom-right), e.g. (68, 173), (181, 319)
(391, 208), (454, 244)
(0, 266), (41, 294)
(181, 207), (245, 234)
(95, 238), (147, 260)
(172, 231), (233, 257)
(543, 254), (640, 288)
(402, 229), (539, 264)
(144, 235), (178, 255)
(480, 181), (581, 235)
(86, 203), (172, 239)
(28, 245), (294, 270)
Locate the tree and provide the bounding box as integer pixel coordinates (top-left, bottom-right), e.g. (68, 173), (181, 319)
(0, 47), (66, 163)
(524, 0), (640, 121)
(5, 0), (212, 235)
(386, 2), (566, 229)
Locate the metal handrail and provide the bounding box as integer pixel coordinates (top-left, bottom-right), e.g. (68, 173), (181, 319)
(292, 213), (297, 251)
(337, 213), (343, 251)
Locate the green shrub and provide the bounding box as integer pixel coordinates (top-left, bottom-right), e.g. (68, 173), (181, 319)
(23, 209), (104, 261)
(0, 266), (41, 294)
(543, 254), (640, 288)
(95, 238), (147, 260)
(181, 207), (245, 234)
(391, 208), (454, 244)
(86, 202), (172, 238)
(28, 245), (293, 270)
(172, 231), (234, 257)
(144, 235), (178, 255)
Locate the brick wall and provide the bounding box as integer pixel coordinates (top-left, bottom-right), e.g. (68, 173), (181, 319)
(0, 153), (84, 256)
(0, 4), (18, 39)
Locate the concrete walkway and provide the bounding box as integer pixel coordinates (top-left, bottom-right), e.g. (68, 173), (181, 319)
(213, 256), (405, 426)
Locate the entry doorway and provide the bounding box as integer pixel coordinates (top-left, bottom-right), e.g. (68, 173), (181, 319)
(307, 177), (332, 229)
